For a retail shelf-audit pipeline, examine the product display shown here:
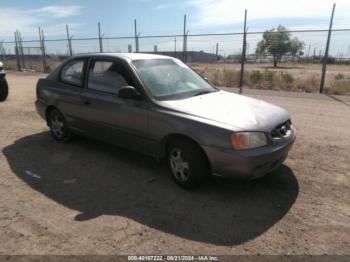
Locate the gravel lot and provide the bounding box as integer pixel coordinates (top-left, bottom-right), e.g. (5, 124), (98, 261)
(0, 71), (349, 255)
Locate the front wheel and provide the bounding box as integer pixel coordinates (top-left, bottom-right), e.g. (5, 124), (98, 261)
(0, 78), (9, 102)
(167, 139), (210, 189)
(48, 109), (72, 142)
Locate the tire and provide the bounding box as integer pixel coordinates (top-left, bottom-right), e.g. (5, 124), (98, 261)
(48, 109), (72, 142)
(167, 139), (210, 189)
(0, 78), (9, 102)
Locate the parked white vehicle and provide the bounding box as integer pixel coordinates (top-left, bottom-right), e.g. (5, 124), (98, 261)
(0, 61), (4, 74)
(0, 61), (9, 101)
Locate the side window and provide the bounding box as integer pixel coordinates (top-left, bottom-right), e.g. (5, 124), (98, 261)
(60, 59), (85, 86)
(87, 60), (134, 95)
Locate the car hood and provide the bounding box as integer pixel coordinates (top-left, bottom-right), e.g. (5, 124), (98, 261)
(160, 90), (290, 132)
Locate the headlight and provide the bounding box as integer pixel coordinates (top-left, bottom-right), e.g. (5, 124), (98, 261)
(231, 132), (267, 150)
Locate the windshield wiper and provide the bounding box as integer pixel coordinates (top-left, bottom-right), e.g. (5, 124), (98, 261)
(193, 90), (217, 97)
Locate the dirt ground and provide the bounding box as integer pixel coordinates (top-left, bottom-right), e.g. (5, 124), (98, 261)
(0, 71), (349, 255)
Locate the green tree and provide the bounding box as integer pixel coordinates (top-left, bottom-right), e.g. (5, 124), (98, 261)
(256, 25), (304, 67)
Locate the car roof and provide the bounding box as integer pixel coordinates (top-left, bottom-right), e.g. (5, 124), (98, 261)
(74, 53), (173, 62)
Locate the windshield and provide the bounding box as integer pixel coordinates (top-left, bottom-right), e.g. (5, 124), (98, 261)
(132, 59), (217, 100)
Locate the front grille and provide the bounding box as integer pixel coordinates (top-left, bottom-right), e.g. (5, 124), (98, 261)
(271, 120), (292, 140)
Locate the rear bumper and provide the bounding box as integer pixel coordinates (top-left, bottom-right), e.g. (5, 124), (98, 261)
(35, 99), (46, 120)
(204, 128), (296, 179)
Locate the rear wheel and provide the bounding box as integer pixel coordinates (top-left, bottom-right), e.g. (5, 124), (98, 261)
(48, 109), (72, 142)
(167, 139), (210, 189)
(0, 78), (9, 102)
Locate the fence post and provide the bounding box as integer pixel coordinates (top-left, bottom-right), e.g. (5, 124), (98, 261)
(41, 29), (48, 73)
(134, 19), (139, 53)
(39, 27), (45, 72)
(0, 41), (4, 59)
(18, 31), (25, 70)
(66, 24), (73, 56)
(313, 48), (316, 61)
(239, 9), (247, 94)
(320, 3), (336, 94)
(216, 42), (219, 61)
(98, 22), (103, 53)
(183, 14), (187, 63)
(14, 31), (21, 71)
(0, 41), (7, 60)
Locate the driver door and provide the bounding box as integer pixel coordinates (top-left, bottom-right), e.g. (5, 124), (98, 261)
(79, 58), (149, 153)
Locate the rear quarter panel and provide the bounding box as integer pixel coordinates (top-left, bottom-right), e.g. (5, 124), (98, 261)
(36, 78), (82, 128)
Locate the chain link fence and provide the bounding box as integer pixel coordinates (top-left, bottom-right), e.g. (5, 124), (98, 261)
(1, 11), (349, 95)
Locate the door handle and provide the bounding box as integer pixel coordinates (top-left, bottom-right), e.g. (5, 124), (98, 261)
(83, 99), (91, 106)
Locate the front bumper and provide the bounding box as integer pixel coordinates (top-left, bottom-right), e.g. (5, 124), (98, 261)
(204, 128), (296, 179)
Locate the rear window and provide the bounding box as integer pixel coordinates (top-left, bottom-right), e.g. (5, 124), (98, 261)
(60, 59), (85, 86)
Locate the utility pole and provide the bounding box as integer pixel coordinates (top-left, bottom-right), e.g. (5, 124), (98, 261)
(66, 24), (73, 56)
(134, 19), (139, 53)
(98, 22), (103, 53)
(154, 45), (157, 53)
(174, 37), (177, 58)
(128, 44), (132, 53)
(183, 14), (187, 63)
(320, 3), (336, 94)
(239, 9), (247, 94)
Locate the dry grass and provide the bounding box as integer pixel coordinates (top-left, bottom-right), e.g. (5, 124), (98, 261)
(3, 59), (60, 72)
(190, 63), (350, 95)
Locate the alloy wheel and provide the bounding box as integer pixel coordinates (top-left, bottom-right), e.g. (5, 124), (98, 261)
(169, 148), (190, 182)
(51, 115), (65, 139)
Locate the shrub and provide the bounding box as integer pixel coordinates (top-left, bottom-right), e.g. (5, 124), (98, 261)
(325, 82), (350, 95)
(250, 71), (264, 84)
(296, 77), (319, 93)
(281, 72), (294, 83)
(263, 69), (275, 81)
(335, 73), (345, 80)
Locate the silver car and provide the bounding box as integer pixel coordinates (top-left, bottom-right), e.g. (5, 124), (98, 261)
(35, 53), (296, 189)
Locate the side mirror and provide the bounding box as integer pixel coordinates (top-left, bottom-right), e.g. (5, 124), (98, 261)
(118, 86), (141, 99)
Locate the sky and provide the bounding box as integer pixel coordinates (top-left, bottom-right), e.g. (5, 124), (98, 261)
(1, 0), (350, 56)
